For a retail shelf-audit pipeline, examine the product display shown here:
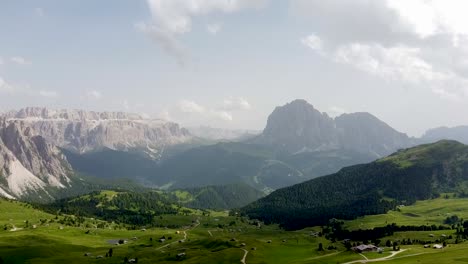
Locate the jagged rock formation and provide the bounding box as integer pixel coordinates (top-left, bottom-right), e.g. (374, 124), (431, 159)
(4, 107), (192, 157)
(253, 100), (414, 157)
(0, 119), (72, 199)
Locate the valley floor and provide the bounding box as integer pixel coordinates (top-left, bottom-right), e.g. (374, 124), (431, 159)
(1, 198), (468, 263)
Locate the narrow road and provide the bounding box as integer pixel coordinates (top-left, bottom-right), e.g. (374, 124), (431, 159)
(302, 251), (344, 261)
(208, 230), (213, 237)
(240, 249), (249, 264)
(343, 249), (408, 264)
(359, 253), (369, 260)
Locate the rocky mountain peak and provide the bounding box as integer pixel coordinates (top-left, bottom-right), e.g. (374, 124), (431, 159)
(253, 99), (413, 156)
(0, 121), (72, 200)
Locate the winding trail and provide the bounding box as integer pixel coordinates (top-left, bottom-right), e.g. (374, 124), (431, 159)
(343, 249), (408, 264)
(302, 251), (345, 261)
(155, 221), (199, 251)
(240, 249), (248, 264)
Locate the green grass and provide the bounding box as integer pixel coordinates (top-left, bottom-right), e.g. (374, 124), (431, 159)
(3, 198), (468, 263)
(344, 196), (468, 230)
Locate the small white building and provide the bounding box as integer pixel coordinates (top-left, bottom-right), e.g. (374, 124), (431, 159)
(433, 244), (443, 249)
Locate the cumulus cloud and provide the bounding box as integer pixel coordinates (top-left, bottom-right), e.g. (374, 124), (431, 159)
(138, 0), (268, 64)
(0, 77), (15, 94)
(301, 34), (324, 54)
(206, 23), (222, 35)
(304, 38), (468, 101)
(84, 90), (102, 100)
(11, 56), (32, 65)
(178, 99), (206, 113)
(296, 0), (468, 102)
(221, 97), (251, 111)
(387, 0), (468, 43)
(173, 97), (251, 125)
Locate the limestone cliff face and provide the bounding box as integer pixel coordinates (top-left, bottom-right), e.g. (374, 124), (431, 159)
(0, 119), (72, 199)
(4, 107), (192, 156)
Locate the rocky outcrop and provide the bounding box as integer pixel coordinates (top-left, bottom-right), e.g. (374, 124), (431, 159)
(4, 107), (192, 156)
(253, 100), (414, 157)
(0, 119), (72, 199)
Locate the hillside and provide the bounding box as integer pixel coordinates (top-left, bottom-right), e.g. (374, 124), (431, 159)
(241, 140), (468, 230)
(173, 183), (265, 210)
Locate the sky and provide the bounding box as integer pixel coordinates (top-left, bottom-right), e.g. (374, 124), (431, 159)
(1, 0), (468, 136)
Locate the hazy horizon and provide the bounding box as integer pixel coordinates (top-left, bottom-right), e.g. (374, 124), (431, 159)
(2, 0), (468, 136)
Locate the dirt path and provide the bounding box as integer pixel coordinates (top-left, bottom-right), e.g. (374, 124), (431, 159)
(155, 221), (199, 251)
(208, 230), (213, 237)
(343, 249), (408, 264)
(240, 249), (248, 264)
(359, 253), (369, 260)
(302, 251), (345, 261)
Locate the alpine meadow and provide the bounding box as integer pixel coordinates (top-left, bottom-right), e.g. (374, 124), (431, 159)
(2, 1), (468, 263)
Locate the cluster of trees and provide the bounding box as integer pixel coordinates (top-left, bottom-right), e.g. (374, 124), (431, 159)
(322, 219), (452, 243)
(38, 191), (181, 226)
(173, 183), (264, 210)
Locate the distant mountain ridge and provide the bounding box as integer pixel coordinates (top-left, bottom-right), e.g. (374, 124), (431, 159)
(252, 99), (414, 157)
(422, 126), (468, 145)
(4, 107), (192, 157)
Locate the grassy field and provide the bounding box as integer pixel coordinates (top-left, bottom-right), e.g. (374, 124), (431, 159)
(2, 198), (468, 263)
(344, 195), (468, 230)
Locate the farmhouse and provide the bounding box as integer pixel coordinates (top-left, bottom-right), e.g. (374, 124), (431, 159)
(433, 244), (443, 249)
(352, 244), (380, 253)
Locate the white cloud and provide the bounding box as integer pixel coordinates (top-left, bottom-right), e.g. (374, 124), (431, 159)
(11, 57), (32, 66)
(139, 0), (268, 63)
(34, 7), (45, 17)
(39, 90), (59, 98)
(85, 90), (102, 100)
(301, 34), (324, 54)
(387, 0), (468, 42)
(303, 34), (468, 101)
(206, 23), (222, 35)
(213, 111), (233, 121)
(0, 57), (3, 65)
(174, 98), (248, 124)
(0, 77), (16, 94)
(333, 43), (437, 85)
(222, 97), (251, 111)
(178, 99), (206, 113)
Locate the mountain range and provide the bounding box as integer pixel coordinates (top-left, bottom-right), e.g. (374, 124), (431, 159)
(0, 100), (467, 202)
(4, 107), (192, 157)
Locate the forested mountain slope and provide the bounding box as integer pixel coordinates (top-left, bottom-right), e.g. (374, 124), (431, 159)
(241, 140), (468, 230)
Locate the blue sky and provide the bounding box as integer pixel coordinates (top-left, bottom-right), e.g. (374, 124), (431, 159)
(1, 0), (468, 136)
